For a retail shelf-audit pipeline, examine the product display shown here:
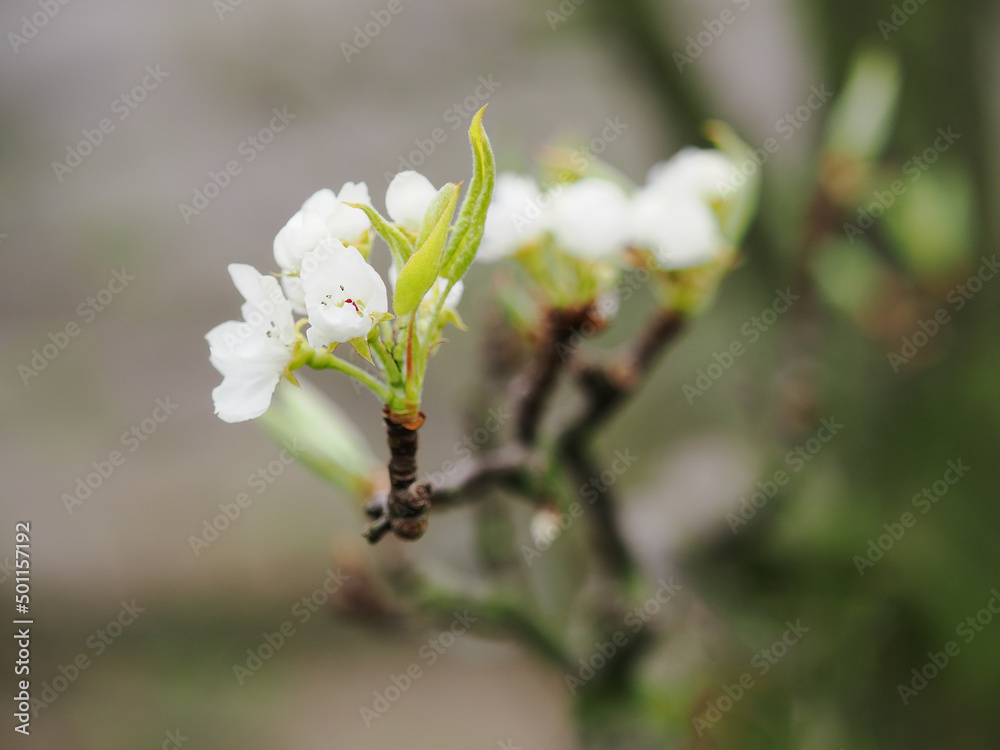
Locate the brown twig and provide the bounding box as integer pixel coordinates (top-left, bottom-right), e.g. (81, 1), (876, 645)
(558, 309), (685, 580)
(427, 443), (541, 509)
(512, 304), (596, 446)
(364, 408), (431, 543)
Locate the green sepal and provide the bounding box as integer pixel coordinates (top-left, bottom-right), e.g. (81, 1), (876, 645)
(344, 202), (414, 269)
(441, 106), (496, 281)
(349, 335), (374, 364)
(393, 184), (460, 316)
(439, 307), (467, 331)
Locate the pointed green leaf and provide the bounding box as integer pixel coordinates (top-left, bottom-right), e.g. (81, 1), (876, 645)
(344, 202), (414, 269)
(393, 184), (460, 316)
(704, 120), (761, 247)
(441, 106), (496, 282)
(416, 182), (462, 251)
(824, 47), (901, 162)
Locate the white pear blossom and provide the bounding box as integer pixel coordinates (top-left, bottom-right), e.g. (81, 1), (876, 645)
(273, 208), (333, 274)
(631, 191), (727, 270)
(273, 184), (371, 274)
(645, 148), (736, 203)
(548, 177), (631, 261)
(206, 264), (296, 423)
(630, 148), (738, 270)
(304, 182), (372, 239)
(301, 241), (389, 348)
(385, 171), (438, 230)
(478, 173), (548, 262)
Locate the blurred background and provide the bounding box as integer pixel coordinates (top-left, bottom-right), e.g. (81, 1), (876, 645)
(2, 0), (999, 747)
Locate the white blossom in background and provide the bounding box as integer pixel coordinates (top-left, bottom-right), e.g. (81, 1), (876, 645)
(631, 148), (737, 270)
(206, 264), (296, 423)
(478, 173), (548, 262)
(548, 177), (632, 261)
(645, 148), (735, 203)
(385, 171), (438, 230)
(301, 241), (389, 348)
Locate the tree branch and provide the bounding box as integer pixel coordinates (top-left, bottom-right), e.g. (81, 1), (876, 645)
(511, 304), (595, 446)
(558, 309), (685, 580)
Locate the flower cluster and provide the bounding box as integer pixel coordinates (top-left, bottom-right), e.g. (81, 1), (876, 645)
(207, 110), (495, 424)
(476, 144), (755, 312)
(207, 114), (757, 428)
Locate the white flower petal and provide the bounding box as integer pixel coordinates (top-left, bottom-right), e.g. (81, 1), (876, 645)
(206, 266), (297, 423)
(478, 173), (547, 262)
(549, 178), (631, 261)
(228, 263), (295, 345)
(385, 171), (438, 229)
(273, 209), (334, 273)
(280, 275), (307, 315)
(211, 371), (283, 423)
(325, 182), (372, 241)
(646, 148), (736, 203)
(633, 194), (727, 270)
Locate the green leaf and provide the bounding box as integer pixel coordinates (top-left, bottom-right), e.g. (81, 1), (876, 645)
(257, 380), (379, 500)
(441, 105), (496, 281)
(393, 183), (460, 316)
(344, 202), (414, 269)
(416, 182), (461, 252)
(823, 46), (901, 162)
(705, 120), (761, 247)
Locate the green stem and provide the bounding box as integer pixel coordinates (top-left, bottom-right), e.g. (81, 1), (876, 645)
(371, 335), (403, 387)
(404, 309), (420, 407)
(420, 279), (455, 354)
(306, 347), (391, 403)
